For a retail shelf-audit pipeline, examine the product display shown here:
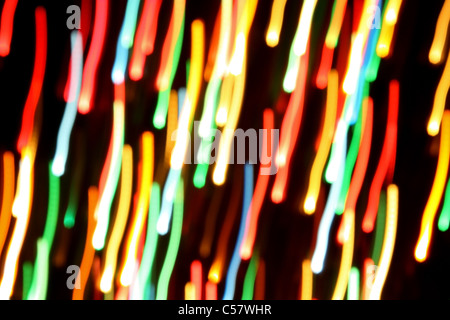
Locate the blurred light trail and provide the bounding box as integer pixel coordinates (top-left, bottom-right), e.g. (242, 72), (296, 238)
(156, 178), (184, 300)
(0, 0), (18, 56)
(370, 184), (398, 299)
(242, 252), (259, 299)
(347, 267), (360, 300)
(300, 259), (312, 300)
(0, 152), (15, 258)
(311, 121), (347, 274)
(332, 209), (354, 300)
(428, 45), (450, 137)
(92, 83), (125, 250)
(304, 70), (338, 214)
(78, 0), (109, 114)
(100, 145), (133, 293)
(52, 31), (83, 177)
(362, 80), (399, 233)
(129, 0), (163, 80)
(223, 163), (253, 300)
(415, 111), (450, 262)
(271, 42), (309, 203)
(73, 186), (98, 300)
(376, 0), (403, 58)
(120, 132), (154, 287)
(16, 7), (47, 153)
(325, 0), (348, 49)
(27, 163), (60, 300)
(240, 108), (274, 259)
(265, 0), (287, 47)
(429, 0), (450, 64)
(153, 7), (185, 129)
(131, 183), (160, 299)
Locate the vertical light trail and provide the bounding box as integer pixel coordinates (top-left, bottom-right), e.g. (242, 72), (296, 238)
(371, 190), (386, 264)
(429, 0), (450, 64)
(428, 45), (450, 137)
(304, 70), (338, 214)
(343, 97), (373, 214)
(205, 281), (217, 300)
(203, 7), (221, 82)
(120, 0), (141, 48)
(332, 210), (355, 300)
(325, 0), (348, 49)
(242, 252), (259, 300)
(316, 45), (335, 89)
(370, 184), (398, 299)
(0, 151), (15, 258)
(336, 102), (364, 214)
(170, 19), (205, 170)
(0, 146), (35, 299)
(99, 145), (133, 293)
(156, 0), (186, 91)
(282, 0), (316, 92)
(26, 238), (49, 300)
(376, 0), (402, 58)
(184, 282), (195, 300)
(293, 0), (318, 56)
(438, 178), (450, 232)
(52, 30), (83, 177)
(311, 123), (347, 274)
(415, 111), (450, 262)
(223, 163), (254, 300)
(16, 7), (47, 153)
(342, 0), (374, 95)
(165, 90), (179, 164)
(211, 0), (258, 182)
(347, 267), (360, 300)
(362, 257), (375, 300)
(362, 80), (399, 233)
(300, 259), (313, 300)
(78, 0), (109, 114)
(111, 0), (142, 84)
(27, 162), (60, 300)
(153, 13), (185, 129)
(198, 0), (232, 138)
(156, 179), (184, 300)
(73, 187), (98, 300)
(120, 132), (154, 287)
(157, 19), (204, 235)
(92, 83), (125, 250)
(22, 262), (33, 300)
(156, 168), (181, 235)
(271, 43), (309, 202)
(129, 0), (163, 80)
(131, 183), (160, 300)
(0, 0), (18, 56)
(265, 0), (287, 47)
(240, 108), (274, 259)
(191, 260), (203, 300)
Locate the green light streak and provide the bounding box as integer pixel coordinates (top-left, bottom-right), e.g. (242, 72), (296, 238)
(156, 178), (184, 300)
(133, 183), (161, 299)
(336, 105), (363, 214)
(438, 177), (450, 232)
(22, 261), (33, 300)
(153, 16), (185, 129)
(347, 266), (360, 300)
(371, 190), (386, 265)
(242, 251), (259, 300)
